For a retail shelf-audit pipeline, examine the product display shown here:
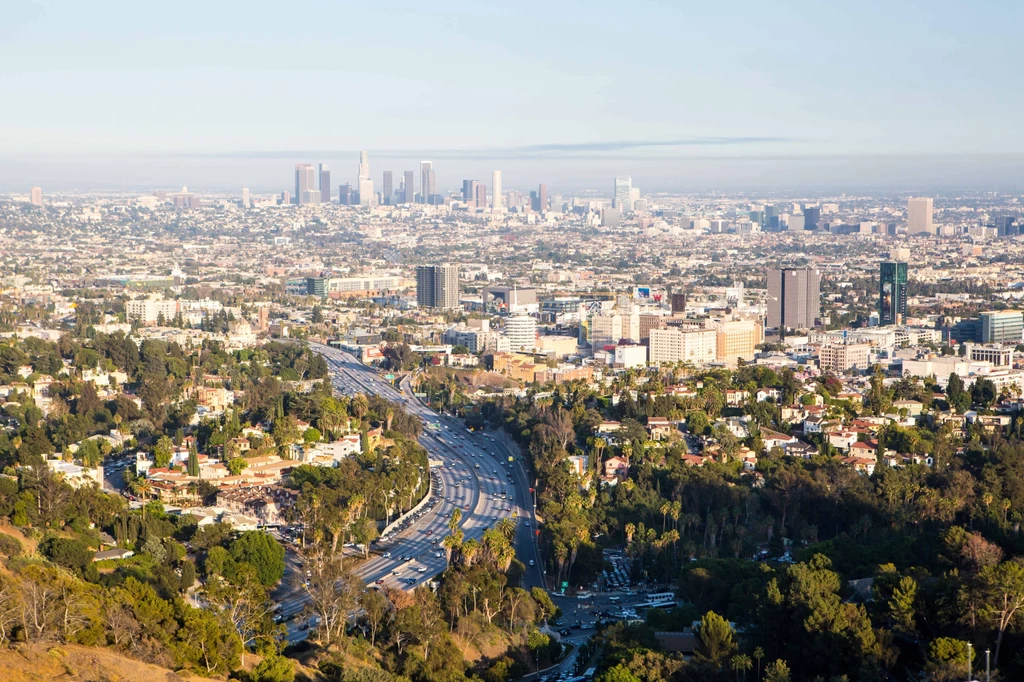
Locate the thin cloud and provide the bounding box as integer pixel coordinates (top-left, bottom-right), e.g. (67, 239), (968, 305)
(154, 137), (796, 161)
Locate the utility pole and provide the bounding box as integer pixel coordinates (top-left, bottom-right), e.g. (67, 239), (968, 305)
(985, 648), (990, 682)
(967, 642), (972, 682)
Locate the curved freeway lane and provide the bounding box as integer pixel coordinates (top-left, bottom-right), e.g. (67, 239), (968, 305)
(308, 343), (542, 591)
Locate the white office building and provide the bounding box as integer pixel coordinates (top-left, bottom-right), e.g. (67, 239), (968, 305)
(649, 328), (717, 365)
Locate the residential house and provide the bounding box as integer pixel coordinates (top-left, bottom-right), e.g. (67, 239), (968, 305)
(604, 456), (628, 480)
(646, 417), (674, 441)
(761, 429), (797, 451)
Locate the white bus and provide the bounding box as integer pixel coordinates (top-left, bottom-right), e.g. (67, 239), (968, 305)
(637, 592), (676, 608)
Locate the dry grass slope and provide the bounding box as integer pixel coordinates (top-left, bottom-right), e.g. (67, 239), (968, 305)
(0, 643), (210, 682)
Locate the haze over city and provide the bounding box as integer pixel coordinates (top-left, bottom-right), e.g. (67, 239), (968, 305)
(3, 1), (1024, 191)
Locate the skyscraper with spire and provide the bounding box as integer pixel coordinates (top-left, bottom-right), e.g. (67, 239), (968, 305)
(358, 151), (374, 207)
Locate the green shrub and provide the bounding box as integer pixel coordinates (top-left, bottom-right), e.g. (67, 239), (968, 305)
(0, 533), (22, 557)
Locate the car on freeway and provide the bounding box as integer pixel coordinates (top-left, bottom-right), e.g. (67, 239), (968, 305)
(375, 579), (384, 585)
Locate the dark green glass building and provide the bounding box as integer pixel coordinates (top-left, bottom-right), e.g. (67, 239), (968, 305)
(879, 261), (908, 326)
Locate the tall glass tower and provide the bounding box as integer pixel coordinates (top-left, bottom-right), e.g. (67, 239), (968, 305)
(879, 261), (908, 326)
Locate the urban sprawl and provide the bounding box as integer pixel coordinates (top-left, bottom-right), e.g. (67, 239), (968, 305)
(3, 153), (1024, 681)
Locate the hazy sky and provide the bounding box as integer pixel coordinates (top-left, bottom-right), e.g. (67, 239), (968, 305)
(2, 1), (1022, 192)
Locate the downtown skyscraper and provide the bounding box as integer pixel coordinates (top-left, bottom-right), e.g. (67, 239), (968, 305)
(318, 163), (331, 203)
(403, 170), (415, 203)
(294, 163), (317, 205)
(358, 150), (374, 207)
(491, 170), (502, 210)
(420, 161), (435, 203)
(382, 171), (393, 205)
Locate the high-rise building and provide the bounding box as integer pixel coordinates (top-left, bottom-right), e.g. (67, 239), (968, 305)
(319, 164), (331, 203)
(538, 184), (548, 213)
(241, 187), (250, 208)
(613, 176), (632, 214)
(420, 161), (434, 203)
(908, 197), (934, 235)
(416, 264), (460, 309)
(803, 206), (821, 230)
(995, 216), (1018, 237)
(491, 170), (502, 210)
(462, 180), (474, 201)
(473, 183), (487, 209)
(403, 171), (415, 203)
(767, 267), (821, 331)
(358, 151), (370, 181)
(30, 187), (42, 207)
(281, 190), (290, 205)
(359, 178), (374, 207)
(878, 261), (909, 326)
(980, 311), (1024, 344)
(671, 292), (687, 315)
(294, 164), (315, 205)
(338, 184), (352, 205)
(382, 171), (393, 205)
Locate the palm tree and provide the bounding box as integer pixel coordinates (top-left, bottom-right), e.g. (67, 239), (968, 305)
(448, 507), (463, 532)
(441, 531), (462, 563)
(133, 478), (152, 521)
(496, 518), (516, 542)
(753, 647), (764, 680)
(731, 654), (752, 682)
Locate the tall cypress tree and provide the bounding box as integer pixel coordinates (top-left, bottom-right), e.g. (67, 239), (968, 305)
(187, 443), (199, 477)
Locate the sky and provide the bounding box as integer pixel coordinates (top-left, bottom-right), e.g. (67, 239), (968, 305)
(1, 0), (1022, 193)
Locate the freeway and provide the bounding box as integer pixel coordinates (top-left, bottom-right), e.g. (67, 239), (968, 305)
(309, 343), (543, 589)
(275, 343), (544, 642)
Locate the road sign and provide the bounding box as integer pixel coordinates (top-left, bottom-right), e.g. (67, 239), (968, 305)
(508, 456), (514, 462)
(561, 581), (568, 588)
(385, 374), (395, 380)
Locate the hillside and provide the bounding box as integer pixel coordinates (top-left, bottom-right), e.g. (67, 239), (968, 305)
(0, 643), (209, 682)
